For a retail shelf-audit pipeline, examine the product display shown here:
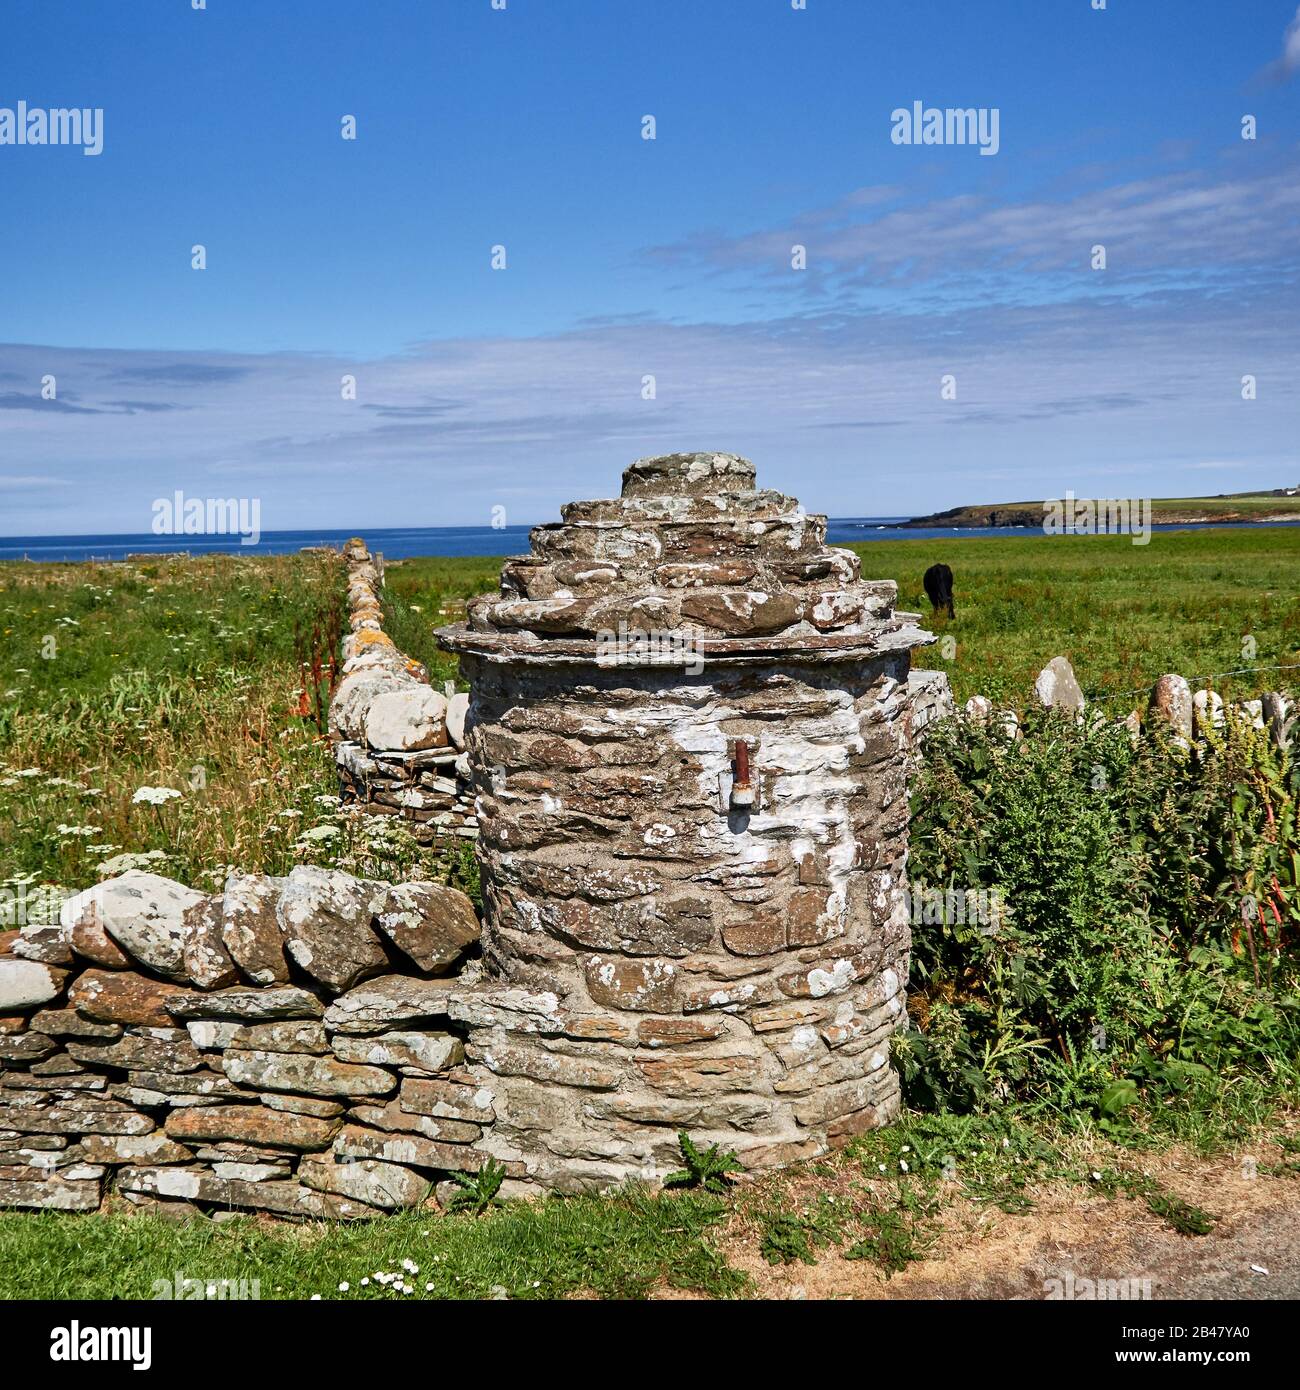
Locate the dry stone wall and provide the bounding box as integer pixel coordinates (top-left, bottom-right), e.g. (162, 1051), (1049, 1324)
(960, 654), (1294, 752)
(332, 538), (477, 843)
(0, 867), (493, 1217)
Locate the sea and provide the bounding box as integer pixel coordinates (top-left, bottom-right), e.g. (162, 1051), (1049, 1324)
(0, 517), (1296, 563)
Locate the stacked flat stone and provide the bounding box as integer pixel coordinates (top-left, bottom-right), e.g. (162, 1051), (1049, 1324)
(0, 868), (487, 1217)
(464, 451), (905, 650)
(436, 452), (935, 1190)
(333, 539), (476, 843)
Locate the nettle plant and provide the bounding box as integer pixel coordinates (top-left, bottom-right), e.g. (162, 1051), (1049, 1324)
(900, 704), (1300, 1117)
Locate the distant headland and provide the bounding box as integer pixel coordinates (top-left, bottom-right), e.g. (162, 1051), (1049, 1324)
(902, 486), (1300, 530)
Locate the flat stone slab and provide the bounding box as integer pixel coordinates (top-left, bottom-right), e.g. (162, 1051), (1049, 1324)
(331, 1031), (463, 1075)
(0, 959), (65, 1013)
(298, 1155), (428, 1210)
(117, 1166), (379, 1218)
(222, 1050), (396, 1099)
(323, 977), (456, 1035)
(165, 987), (324, 1022)
(164, 1104), (340, 1151)
(0, 1175), (102, 1210)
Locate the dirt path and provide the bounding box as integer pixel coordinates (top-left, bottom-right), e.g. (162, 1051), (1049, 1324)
(711, 1147), (1300, 1300)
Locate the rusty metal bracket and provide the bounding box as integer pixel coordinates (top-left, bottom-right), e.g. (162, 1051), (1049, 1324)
(719, 738), (764, 812)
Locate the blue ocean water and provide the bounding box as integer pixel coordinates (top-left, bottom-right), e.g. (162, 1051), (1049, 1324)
(0, 517), (1295, 563)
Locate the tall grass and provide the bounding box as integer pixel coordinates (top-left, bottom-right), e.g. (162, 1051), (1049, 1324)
(0, 552), (344, 893)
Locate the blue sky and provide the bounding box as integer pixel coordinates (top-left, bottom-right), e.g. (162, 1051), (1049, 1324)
(1, 0), (1298, 534)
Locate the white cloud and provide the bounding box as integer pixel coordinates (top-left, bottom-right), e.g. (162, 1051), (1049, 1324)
(1276, 5), (1300, 78)
(0, 474), (69, 490)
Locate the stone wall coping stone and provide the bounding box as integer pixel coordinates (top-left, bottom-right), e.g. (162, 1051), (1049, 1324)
(437, 616), (934, 666)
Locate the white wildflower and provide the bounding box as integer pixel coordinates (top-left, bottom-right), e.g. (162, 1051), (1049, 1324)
(132, 786), (181, 806)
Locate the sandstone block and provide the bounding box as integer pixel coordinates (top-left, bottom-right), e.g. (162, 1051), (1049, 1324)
(68, 896), (132, 969)
(182, 893), (240, 989)
(349, 1099), (482, 1145)
(229, 1020), (328, 1054)
(398, 1076), (495, 1123)
(69, 872), (205, 979)
(68, 970), (188, 1029)
(1033, 656), (1085, 714)
(1148, 673), (1193, 741)
(117, 1166), (377, 1218)
(222, 1049), (396, 1099)
(324, 977), (454, 1035)
(583, 956), (679, 1012)
(164, 987), (324, 1022)
(372, 881), (479, 974)
(331, 1031), (463, 1075)
(67, 1032), (203, 1074)
(9, 923), (73, 966)
(276, 866), (389, 993)
(221, 874), (290, 985)
(334, 1124), (510, 1175)
(445, 691), (469, 748)
(298, 1156), (428, 1210)
(262, 1093), (346, 1119)
(364, 687), (448, 753)
(0, 1175), (102, 1211)
(79, 1133), (194, 1165)
(164, 1104), (339, 1151)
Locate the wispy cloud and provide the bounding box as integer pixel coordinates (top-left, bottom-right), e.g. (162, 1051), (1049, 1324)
(0, 392), (104, 415)
(105, 363), (253, 386)
(645, 160), (1300, 300)
(100, 400), (187, 415)
(2, 149), (1296, 534)
(1263, 4), (1300, 81)
(360, 402), (462, 420)
(0, 474), (70, 490)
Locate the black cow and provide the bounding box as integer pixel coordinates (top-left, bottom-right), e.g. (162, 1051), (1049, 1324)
(923, 563), (955, 618)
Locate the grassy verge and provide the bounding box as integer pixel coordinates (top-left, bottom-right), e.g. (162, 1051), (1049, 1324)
(0, 1187), (743, 1301)
(0, 1093), (1295, 1300)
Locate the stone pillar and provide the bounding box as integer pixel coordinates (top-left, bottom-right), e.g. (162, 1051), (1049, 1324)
(437, 453), (933, 1190)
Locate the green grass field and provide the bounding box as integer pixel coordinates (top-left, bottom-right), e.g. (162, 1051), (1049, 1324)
(1150, 495), (1300, 515)
(912, 493), (1300, 526)
(855, 527), (1300, 706)
(383, 526), (1300, 708)
(0, 549), (470, 899)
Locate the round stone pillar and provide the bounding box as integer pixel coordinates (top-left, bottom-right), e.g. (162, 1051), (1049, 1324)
(437, 453), (933, 1190)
